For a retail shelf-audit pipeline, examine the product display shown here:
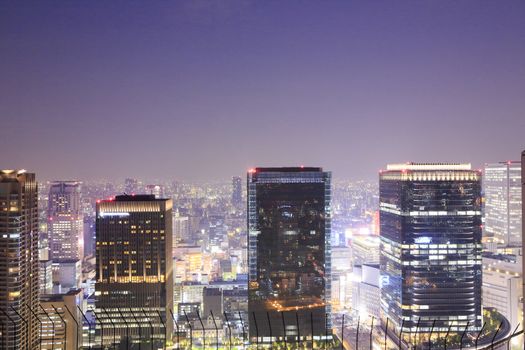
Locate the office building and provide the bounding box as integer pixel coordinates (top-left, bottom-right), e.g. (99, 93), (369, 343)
(39, 260), (53, 295)
(352, 264), (380, 318)
(351, 235), (380, 266)
(96, 195), (173, 347)
(39, 289), (83, 350)
(521, 150), (525, 331)
(484, 161), (522, 246)
(380, 163), (483, 335)
(0, 170), (39, 349)
(248, 167), (332, 344)
(482, 253), (522, 327)
(231, 176), (242, 209)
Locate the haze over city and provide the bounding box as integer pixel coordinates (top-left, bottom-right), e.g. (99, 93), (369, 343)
(1, 1), (524, 182)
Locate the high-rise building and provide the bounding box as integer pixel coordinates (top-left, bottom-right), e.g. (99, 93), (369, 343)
(0, 170), (39, 349)
(48, 181), (83, 262)
(379, 163), (483, 335)
(248, 167), (331, 344)
(96, 194), (173, 347)
(483, 161), (522, 246)
(521, 150), (525, 331)
(231, 176), (242, 208)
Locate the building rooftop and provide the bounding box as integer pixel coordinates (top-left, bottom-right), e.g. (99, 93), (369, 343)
(251, 166), (323, 173)
(386, 163), (472, 171)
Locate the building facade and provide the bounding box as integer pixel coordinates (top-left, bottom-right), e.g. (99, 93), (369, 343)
(379, 163), (483, 335)
(96, 195), (173, 347)
(248, 167), (331, 344)
(483, 161), (522, 246)
(482, 253), (523, 327)
(0, 170), (39, 349)
(39, 289), (83, 350)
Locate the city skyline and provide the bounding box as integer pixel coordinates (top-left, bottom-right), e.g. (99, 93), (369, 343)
(1, 1), (524, 182)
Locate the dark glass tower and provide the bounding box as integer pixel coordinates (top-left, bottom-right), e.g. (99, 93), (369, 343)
(248, 167), (331, 344)
(379, 163), (482, 337)
(96, 195), (173, 347)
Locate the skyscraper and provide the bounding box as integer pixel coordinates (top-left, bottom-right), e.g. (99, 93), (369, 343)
(483, 161), (522, 246)
(231, 176), (242, 208)
(248, 167), (331, 344)
(379, 163), (483, 337)
(96, 194), (173, 347)
(48, 181), (83, 262)
(0, 170), (39, 349)
(521, 150), (525, 332)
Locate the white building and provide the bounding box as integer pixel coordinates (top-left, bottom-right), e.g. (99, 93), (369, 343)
(483, 161), (522, 246)
(352, 264), (380, 318)
(482, 253), (523, 327)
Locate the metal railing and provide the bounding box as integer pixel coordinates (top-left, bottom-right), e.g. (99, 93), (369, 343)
(1, 305), (523, 350)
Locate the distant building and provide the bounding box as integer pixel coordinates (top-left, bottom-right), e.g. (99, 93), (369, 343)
(231, 176), (242, 208)
(352, 264), (380, 318)
(146, 184), (164, 198)
(380, 163), (483, 334)
(48, 181), (83, 262)
(53, 260), (82, 291)
(39, 260), (53, 295)
(173, 213), (190, 243)
(124, 178), (139, 195)
(351, 235), (380, 266)
(248, 167), (332, 344)
(96, 194), (173, 347)
(484, 161), (522, 246)
(0, 170), (39, 349)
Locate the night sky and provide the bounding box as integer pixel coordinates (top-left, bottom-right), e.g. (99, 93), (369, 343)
(1, 1), (524, 182)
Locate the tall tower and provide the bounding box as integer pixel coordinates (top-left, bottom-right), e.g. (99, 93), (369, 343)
(96, 195), (173, 347)
(521, 151), (525, 332)
(231, 176), (242, 208)
(247, 167), (331, 344)
(48, 181), (83, 262)
(0, 170), (39, 349)
(379, 163), (483, 338)
(483, 161), (522, 246)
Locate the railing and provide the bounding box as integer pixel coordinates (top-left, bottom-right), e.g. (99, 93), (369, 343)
(1, 305), (523, 349)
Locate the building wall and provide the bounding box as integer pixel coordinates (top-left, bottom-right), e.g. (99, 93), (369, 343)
(0, 171), (39, 350)
(247, 167), (332, 342)
(95, 195), (173, 347)
(484, 162), (522, 246)
(483, 256), (523, 327)
(380, 164), (483, 333)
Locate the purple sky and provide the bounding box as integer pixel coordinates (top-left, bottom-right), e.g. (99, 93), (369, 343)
(1, 1), (524, 182)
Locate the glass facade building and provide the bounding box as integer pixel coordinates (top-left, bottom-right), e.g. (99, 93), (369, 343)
(0, 170), (39, 350)
(483, 161), (522, 246)
(96, 195), (173, 347)
(379, 163), (483, 334)
(248, 167), (331, 344)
